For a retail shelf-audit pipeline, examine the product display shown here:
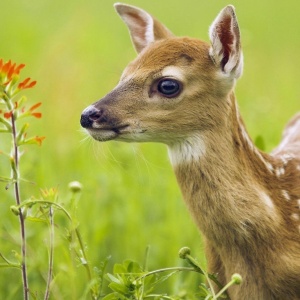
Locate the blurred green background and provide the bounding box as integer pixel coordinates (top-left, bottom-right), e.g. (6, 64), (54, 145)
(0, 0), (299, 298)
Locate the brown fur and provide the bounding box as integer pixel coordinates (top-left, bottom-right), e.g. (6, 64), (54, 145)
(81, 4), (300, 299)
(173, 93), (300, 299)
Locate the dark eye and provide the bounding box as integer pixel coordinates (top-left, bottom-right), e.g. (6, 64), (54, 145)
(157, 79), (181, 98)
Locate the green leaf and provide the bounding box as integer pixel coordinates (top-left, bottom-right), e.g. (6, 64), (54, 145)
(150, 270), (179, 288)
(113, 263), (127, 274)
(95, 256), (111, 295)
(108, 282), (128, 294)
(0, 127), (9, 133)
(106, 273), (122, 285)
(127, 260), (143, 273)
(0, 116), (12, 131)
(0, 176), (13, 183)
(102, 293), (120, 300)
(198, 283), (211, 298)
(0, 263), (21, 269)
(26, 217), (49, 224)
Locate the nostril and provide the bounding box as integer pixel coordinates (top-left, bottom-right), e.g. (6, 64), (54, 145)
(89, 110), (102, 121)
(80, 106), (102, 128)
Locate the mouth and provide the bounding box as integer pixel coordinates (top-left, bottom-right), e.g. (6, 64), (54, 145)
(86, 124), (129, 141)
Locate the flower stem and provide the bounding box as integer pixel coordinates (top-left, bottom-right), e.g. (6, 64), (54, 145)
(44, 206), (54, 300)
(214, 280), (234, 299)
(16, 199), (96, 300)
(75, 228), (96, 300)
(138, 266), (196, 280)
(11, 112), (29, 300)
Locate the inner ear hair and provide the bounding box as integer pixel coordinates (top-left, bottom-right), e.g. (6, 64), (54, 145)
(114, 3), (173, 53)
(209, 5), (242, 78)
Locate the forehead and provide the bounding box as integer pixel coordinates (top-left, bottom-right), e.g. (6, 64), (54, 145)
(122, 37), (213, 79)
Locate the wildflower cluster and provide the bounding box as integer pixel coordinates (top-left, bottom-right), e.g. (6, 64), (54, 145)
(0, 59), (45, 147)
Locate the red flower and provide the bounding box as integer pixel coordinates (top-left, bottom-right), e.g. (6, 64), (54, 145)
(1, 60), (11, 74)
(31, 112), (42, 118)
(4, 111), (13, 119)
(18, 77), (37, 90)
(29, 102), (42, 118)
(29, 102), (42, 111)
(0, 59), (26, 83)
(14, 63), (26, 75)
(0, 59), (36, 89)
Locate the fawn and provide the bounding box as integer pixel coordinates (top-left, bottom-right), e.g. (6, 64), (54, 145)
(80, 3), (300, 299)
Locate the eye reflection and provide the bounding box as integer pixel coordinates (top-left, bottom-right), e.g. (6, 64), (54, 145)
(157, 79), (181, 97)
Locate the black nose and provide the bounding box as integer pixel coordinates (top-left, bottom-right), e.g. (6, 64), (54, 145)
(80, 106), (101, 128)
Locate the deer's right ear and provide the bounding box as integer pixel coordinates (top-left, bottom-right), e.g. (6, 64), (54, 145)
(209, 5), (243, 79)
(114, 3), (173, 53)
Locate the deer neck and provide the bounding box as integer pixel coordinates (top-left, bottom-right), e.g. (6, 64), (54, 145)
(168, 92), (279, 250)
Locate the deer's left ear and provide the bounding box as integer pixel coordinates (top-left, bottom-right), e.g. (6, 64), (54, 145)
(209, 5), (243, 78)
(114, 3), (173, 53)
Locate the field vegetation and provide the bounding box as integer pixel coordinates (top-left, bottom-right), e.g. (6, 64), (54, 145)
(0, 0), (299, 298)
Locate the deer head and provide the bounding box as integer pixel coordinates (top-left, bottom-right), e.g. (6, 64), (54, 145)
(80, 4), (243, 146)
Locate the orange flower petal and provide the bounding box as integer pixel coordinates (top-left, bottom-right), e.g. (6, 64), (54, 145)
(18, 77), (31, 89)
(26, 80), (37, 89)
(14, 63), (25, 75)
(2, 60), (11, 74)
(31, 112), (42, 118)
(18, 78), (36, 90)
(29, 102), (42, 112)
(7, 63), (16, 80)
(34, 136), (46, 146)
(4, 111), (13, 119)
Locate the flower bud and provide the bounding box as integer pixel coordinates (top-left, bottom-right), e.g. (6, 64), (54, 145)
(10, 205), (20, 216)
(178, 247), (191, 259)
(68, 181), (82, 193)
(231, 273), (242, 285)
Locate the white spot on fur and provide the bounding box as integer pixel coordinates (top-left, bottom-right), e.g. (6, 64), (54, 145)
(255, 188), (278, 221)
(275, 167), (285, 177)
(263, 160), (274, 173)
(282, 190), (291, 201)
(291, 213), (300, 221)
(280, 153), (294, 165)
(255, 150), (274, 173)
(297, 199), (300, 209)
(161, 66), (184, 81)
(168, 135), (205, 166)
(260, 191), (275, 212)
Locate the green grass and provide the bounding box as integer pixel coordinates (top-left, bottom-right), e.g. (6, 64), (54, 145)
(0, 0), (299, 298)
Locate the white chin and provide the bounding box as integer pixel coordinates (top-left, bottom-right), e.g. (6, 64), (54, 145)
(86, 129), (118, 142)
